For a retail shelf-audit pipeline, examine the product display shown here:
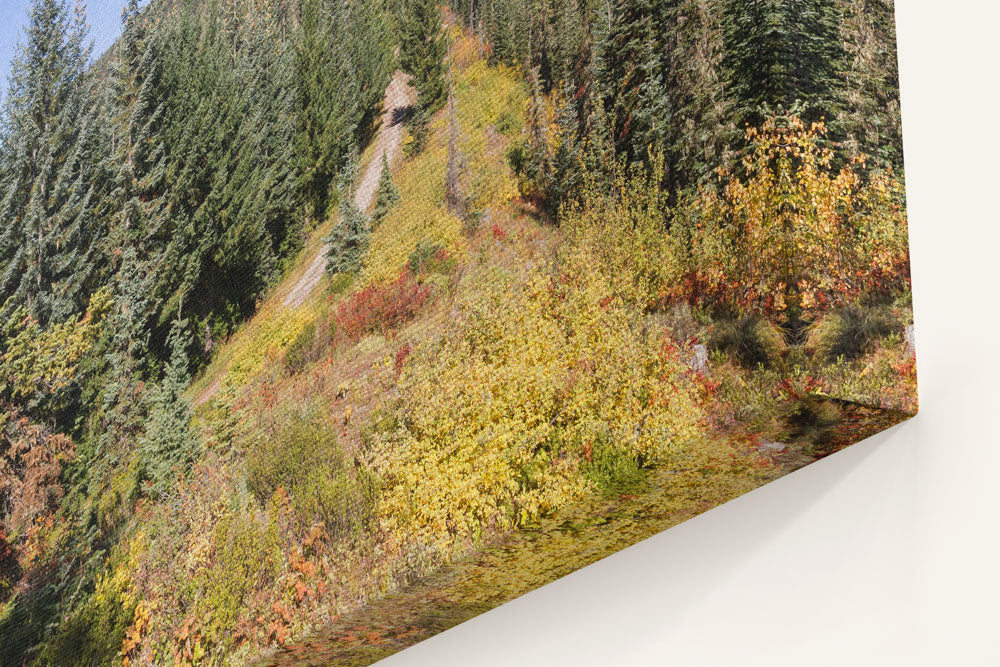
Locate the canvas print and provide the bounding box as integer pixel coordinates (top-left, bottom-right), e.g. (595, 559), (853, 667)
(0, 0), (915, 664)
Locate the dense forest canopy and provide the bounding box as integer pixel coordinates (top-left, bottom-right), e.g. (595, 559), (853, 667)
(0, 0), (396, 659)
(454, 0), (902, 200)
(0, 0), (909, 664)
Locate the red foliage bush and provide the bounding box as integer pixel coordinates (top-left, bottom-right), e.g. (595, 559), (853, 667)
(335, 272), (431, 343)
(394, 342), (412, 374)
(0, 525), (18, 596)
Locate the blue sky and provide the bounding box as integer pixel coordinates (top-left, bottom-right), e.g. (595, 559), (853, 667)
(1, 0), (137, 101)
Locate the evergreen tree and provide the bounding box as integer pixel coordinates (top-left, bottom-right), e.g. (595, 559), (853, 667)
(0, 0), (102, 326)
(480, 0), (526, 67)
(509, 66), (554, 211)
(324, 196), (372, 276)
(102, 0), (169, 345)
(139, 316), (199, 497)
(295, 0), (363, 219)
(594, 0), (672, 175)
(86, 247), (153, 502)
(145, 0), (308, 358)
(109, 0), (168, 245)
(721, 0), (843, 131)
(549, 81), (585, 216)
(346, 0), (396, 147)
(838, 0), (903, 168)
(663, 0), (733, 188)
(372, 154), (400, 226)
(399, 0), (448, 121)
(545, 0), (593, 90)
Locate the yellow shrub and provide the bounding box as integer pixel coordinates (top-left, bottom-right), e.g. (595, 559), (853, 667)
(682, 116), (910, 316)
(361, 58), (524, 286)
(368, 252), (706, 550)
(221, 304), (315, 390)
(42, 533), (146, 666)
(560, 157), (684, 309)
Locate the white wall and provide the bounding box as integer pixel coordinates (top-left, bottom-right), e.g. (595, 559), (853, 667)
(386, 2), (1000, 664)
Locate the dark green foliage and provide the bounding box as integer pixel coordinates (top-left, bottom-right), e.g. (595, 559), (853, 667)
(85, 0), (167, 483)
(325, 194), (372, 276)
(510, 74), (584, 218)
(721, 0), (843, 131)
(295, 0), (361, 219)
(108, 0), (169, 260)
(494, 109), (521, 135)
(593, 0), (733, 195)
(663, 0), (734, 186)
(508, 67), (555, 211)
(295, 0), (393, 217)
(464, 0), (901, 200)
(399, 0), (447, 120)
(90, 249), (154, 476)
(595, 0), (672, 170)
(139, 317), (200, 497)
(839, 0), (903, 167)
(349, 0), (397, 146)
(0, 0), (102, 326)
(453, 0), (595, 95)
(245, 410), (378, 538)
(151, 0), (304, 357)
(0, 528), (17, 602)
(373, 154), (401, 226)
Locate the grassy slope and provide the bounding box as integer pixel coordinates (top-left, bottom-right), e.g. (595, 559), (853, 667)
(99, 24), (915, 667)
(123, 29), (553, 665)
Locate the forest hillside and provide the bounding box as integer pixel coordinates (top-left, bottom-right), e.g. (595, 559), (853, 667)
(0, 1), (913, 665)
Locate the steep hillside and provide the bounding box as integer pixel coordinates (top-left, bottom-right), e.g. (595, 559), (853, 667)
(0, 2), (915, 665)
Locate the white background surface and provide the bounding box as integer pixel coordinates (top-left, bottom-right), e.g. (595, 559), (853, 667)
(384, 1), (1000, 665)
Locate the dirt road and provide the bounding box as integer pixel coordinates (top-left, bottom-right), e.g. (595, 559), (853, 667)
(283, 71), (414, 309)
(193, 72), (414, 408)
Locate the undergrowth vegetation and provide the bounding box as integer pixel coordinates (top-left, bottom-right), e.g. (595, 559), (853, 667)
(0, 12), (915, 666)
(245, 406), (377, 538)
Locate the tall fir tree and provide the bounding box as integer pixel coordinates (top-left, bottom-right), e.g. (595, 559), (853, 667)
(594, 0), (672, 177)
(89, 0), (166, 461)
(346, 0), (396, 147)
(295, 0), (363, 219)
(663, 0), (733, 188)
(372, 154), (400, 227)
(325, 197), (372, 276)
(721, 0), (843, 132)
(139, 315), (199, 497)
(838, 0), (903, 169)
(0, 0), (102, 326)
(399, 0), (448, 120)
(324, 150), (370, 275)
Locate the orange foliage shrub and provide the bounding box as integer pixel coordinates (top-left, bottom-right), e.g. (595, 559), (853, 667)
(679, 116), (910, 317)
(0, 524), (17, 600)
(0, 407), (74, 536)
